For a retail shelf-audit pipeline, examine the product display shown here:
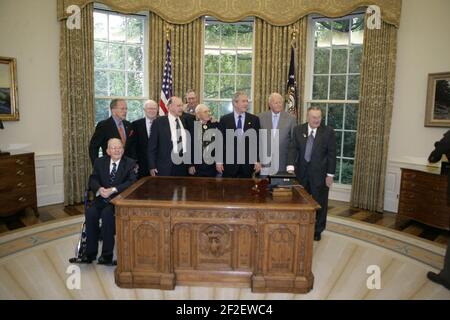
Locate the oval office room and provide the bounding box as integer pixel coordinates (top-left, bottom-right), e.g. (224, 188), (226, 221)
(1, 0), (450, 304)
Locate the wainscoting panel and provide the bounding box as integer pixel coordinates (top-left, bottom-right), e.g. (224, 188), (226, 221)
(35, 154), (64, 206)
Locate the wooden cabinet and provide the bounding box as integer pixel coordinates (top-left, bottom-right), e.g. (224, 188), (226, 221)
(397, 168), (449, 230)
(0, 153), (38, 218)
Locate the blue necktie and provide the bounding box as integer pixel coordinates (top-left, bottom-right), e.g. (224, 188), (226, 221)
(272, 114), (279, 136)
(237, 115), (242, 135)
(304, 132), (315, 162)
(109, 162), (117, 186)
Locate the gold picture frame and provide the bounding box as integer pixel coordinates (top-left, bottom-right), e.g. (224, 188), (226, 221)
(0, 56), (19, 121)
(424, 72), (450, 127)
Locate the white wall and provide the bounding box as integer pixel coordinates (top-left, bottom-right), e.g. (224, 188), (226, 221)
(0, 0), (63, 205)
(384, 0), (450, 212)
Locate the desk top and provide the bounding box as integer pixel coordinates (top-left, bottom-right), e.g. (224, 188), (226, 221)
(114, 176), (320, 211)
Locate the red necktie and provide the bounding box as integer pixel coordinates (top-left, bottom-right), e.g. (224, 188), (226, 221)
(118, 124), (126, 146)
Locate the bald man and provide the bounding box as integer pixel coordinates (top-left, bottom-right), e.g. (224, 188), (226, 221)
(131, 100), (158, 178)
(258, 92), (296, 175)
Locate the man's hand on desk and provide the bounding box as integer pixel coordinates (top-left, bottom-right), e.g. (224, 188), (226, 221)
(150, 168), (158, 176)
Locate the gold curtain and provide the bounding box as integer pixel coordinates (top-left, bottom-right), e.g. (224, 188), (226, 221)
(253, 18), (307, 120)
(350, 20), (397, 212)
(60, 3), (95, 205)
(57, 0), (402, 27)
(148, 13), (203, 102)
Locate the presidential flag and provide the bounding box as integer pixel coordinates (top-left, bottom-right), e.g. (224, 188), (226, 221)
(286, 45), (297, 118)
(159, 39), (173, 115)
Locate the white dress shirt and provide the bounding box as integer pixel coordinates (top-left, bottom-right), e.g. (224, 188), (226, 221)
(168, 113), (187, 154)
(146, 117), (153, 138)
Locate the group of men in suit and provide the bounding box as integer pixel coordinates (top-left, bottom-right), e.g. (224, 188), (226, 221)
(79, 90), (337, 265)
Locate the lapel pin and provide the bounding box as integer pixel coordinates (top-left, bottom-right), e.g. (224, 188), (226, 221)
(303, 133), (307, 138)
(248, 122), (251, 125)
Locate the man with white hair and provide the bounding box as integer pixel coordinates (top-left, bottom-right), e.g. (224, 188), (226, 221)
(131, 100), (158, 178)
(258, 92), (296, 175)
(191, 103), (219, 177)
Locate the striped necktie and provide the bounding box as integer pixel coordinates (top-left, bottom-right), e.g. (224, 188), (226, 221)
(109, 162), (117, 186)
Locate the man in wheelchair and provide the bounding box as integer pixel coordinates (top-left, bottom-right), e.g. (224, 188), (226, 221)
(76, 138), (137, 266)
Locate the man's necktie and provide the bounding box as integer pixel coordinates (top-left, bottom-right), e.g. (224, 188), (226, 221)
(118, 123), (126, 146)
(148, 120), (152, 139)
(109, 162), (117, 186)
(237, 115), (242, 135)
(304, 131), (315, 162)
(175, 118), (183, 156)
(272, 114), (279, 136)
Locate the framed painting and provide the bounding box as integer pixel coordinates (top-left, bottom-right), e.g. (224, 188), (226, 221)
(0, 57), (19, 121)
(425, 72), (450, 127)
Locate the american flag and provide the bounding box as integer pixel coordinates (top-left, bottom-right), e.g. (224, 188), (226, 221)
(159, 39), (173, 115)
(286, 45), (297, 118)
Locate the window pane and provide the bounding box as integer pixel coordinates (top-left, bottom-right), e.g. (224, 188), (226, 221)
(95, 98), (110, 123)
(205, 24), (220, 48)
(334, 159), (341, 183)
(331, 48), (348, 74)
(221, 25), (237, 48)
(109, 43), (125, 69)
(204, 100), (220, 120)
(204, 51), (220, 73)
(127, 72), (143, 96)
(314, 48), (330, 74)
(127, 100), (144, 122)
(94, 42), (108, 68)
(329, 75), (346, 100)
(343, 131), (356, 157)
(127, 17), (144, 44)
(236, 75), (251, 96)
(237, 51), (252, 74)
(109, 15), (126, 42)
(347, 75), (360, 100)
(127, 46), (143, 71)
(315, 22), (331, 48)
(237, 24), (253, 48)
(94, 12), (108, 41)
(335, 131), (343, 155)
(220, 101), (233, 116)
(204, 75), (219, 98)
(349, 46), (362, 73)
(332, 20), (349, 46)
(328, 104), (344, 129)
(220, 75), (235, 99)
(109, 71), (125, 96)
(345, 104), (358, 130)
(351, 17), (364, 45)
(341, 159), (354, 184)
(312, 76), (328, 100)
(220, 51), (236, 74)
(94, 70), (108, 96)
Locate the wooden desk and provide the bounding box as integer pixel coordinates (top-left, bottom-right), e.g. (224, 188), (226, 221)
(113, 177), (319, 293)
(397, 168), (449, 230)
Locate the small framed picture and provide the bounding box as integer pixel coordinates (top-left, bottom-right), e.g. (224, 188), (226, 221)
(424, 72), (450, 127)
(0, 57), (19, 121)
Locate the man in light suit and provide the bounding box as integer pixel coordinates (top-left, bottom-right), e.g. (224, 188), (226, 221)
(148, 96), (191, 176)
(258, 92), (296, 175)
(216, 91), (261, 178)
(89, 99), (135, 165)
(82, 138), (137, 265)
(131, 100), (158, 178)
(287, 106), (336, 241)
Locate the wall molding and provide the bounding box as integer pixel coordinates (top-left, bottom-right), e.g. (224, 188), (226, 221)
(35, 153), (64, 206)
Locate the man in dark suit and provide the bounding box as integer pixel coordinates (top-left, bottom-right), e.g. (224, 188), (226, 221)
(89, 99), (135, 165)
(258, 92), (296, 175)
(190, 103), (219, 177)
(427, 129), (450, 290)
(131, 100), (158, 178)
(148, 96), (191, 176)
(82, 138), (137, 265)
(216, 91), (261, 178)
(287, 106), (336, 241)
